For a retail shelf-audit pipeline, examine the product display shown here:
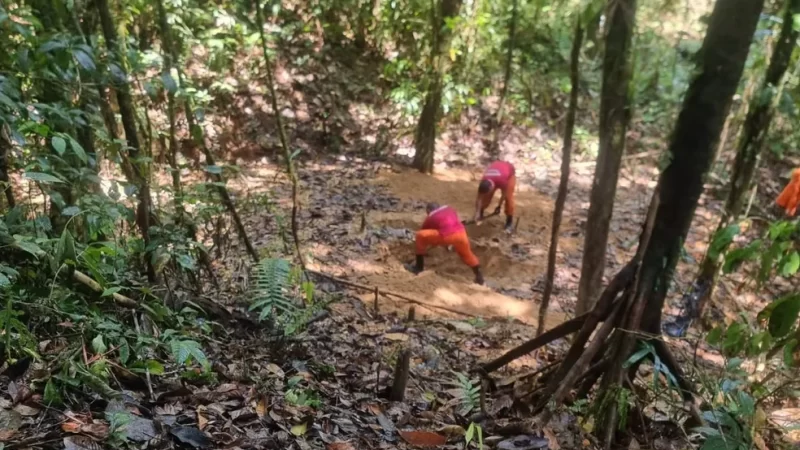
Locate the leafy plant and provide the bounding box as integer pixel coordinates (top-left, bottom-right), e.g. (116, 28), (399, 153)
(465, 422), (484, 449)
(446, 372), (481, 416)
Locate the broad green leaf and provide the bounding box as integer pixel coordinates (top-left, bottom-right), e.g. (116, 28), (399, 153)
(24, 172), (64, 184)
(707, 326), (724, 345)
(781, 251), (800, 277)
(0, 273), (9, 286)
(118, 340), (130, 365)
(51, 136), (67, 155)
(101, 287), (122, 297)
(161, 72), (178, 93)
(145, 359), (165, 375)
(73, 48), (96, 71)
(176, 254), (196, 271)
(68, 136), (88, 163)
(768, 294), (800, 338)
(722, 239), (761, 274)
(44, 379), (63, 405)
(13, 239), (45, 257)
(56, 229), (76, 264)
(465, 422), (475, 444)
(783, 339), (798, 367)
(92, 334), (108, 354)
(708, 224), (739, 261)
(61, 206), (81, 216)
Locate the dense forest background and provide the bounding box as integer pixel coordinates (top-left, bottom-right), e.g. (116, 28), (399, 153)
(0, 0), (799, 448)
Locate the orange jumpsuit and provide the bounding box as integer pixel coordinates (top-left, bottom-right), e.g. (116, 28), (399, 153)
(478, 161), (516, 216)
(416, 206), (480, 267)
(777, 168), (800, 217)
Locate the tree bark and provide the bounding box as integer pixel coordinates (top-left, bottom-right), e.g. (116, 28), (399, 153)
(0, 128), (15, 209)
(155, 0), (186, 231)
(412, 0), (463, 174)
(692, 0), (800, 320)
(575, 0), (637, 316)
(490, 0), (518, 155)
(537, 21), (583, 336)
(95, 0), (156, 281)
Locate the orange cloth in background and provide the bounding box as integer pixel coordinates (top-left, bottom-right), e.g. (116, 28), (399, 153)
(415, 229), (480, 268)
(777, 168), (800, 217)
(479, 174), (516, 216)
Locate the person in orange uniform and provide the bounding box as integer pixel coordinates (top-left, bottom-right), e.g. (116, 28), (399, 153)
(406, 203), (485, 285)
(474, 160), (516, 232)
(777, 168), (800, 217)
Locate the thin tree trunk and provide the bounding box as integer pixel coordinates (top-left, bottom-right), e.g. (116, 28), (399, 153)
(692, 0), (800, 321)
(95, 0), (156, 281)
(412, 0), (464, 173)
(0, 128), (15, 209)
(490, 0), (518, 155)
(155, 0), (185, 231)
(254, 0), (305, 268)
(537, 21), (583, 336)
(575, 0), (637, 316)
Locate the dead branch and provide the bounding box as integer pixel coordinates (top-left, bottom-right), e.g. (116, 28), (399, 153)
(72, 270), (137, 309)
(308, 270), (478, 317)
(390, 348), (411, 401)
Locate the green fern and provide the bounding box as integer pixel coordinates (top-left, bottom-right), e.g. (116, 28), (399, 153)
(170, 339), (209, 368)
(447, 372), (481, 416)
(248, 258), (298, 323)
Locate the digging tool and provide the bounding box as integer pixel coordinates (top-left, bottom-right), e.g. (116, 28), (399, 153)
(461, 210), (500, 226)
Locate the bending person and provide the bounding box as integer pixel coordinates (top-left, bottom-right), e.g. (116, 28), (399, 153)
(407, 203), (485, 285)
(474, 160), (516, 232)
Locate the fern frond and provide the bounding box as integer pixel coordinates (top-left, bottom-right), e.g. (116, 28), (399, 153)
(249, 258), (298, 323)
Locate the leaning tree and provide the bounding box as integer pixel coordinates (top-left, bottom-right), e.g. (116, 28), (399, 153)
(477, 0), (765, 447)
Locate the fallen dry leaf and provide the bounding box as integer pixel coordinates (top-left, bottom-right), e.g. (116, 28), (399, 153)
(398, 430), (447, 447)
(327, 442), (356, 450)
(80, 422), (110, 439)
(0, 429), (17, 441)
(256, 395), (268, 418)
(436, 424), (466, 440)
(63, 422), (83, 434)
(265, 363), (285, 378)
(543, 428), (560, 450)
(197, 407), (209, 431)
(13, 404), (40, 416)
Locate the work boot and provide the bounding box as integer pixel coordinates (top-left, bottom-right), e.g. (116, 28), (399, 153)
(472, 266), (485, 285)
(504, 215), (513, 232)
(405, 255), (424, 275)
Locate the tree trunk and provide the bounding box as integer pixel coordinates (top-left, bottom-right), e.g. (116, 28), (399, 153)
(155, 0), (186, 231)
(412, 0), (463, 174)
(575, 0), (636, 316)
(254, 0), (305, 268)
(490, 0), (518, 155)
(95, 0), (156, 281)
(691, 0), (800, 321)
(537, 21), (583, 337)
(0, 128), (15, 210)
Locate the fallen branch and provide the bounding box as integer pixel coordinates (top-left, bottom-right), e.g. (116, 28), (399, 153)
(566, 150), (659, 170)
(308, 270), (478, 318)
(72, 270), (138, 308)
(476, 313), (587, 375)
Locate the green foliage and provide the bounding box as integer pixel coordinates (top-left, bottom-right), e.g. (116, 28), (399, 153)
(465, 422), (484, 449)
(447, 372), (481, 416)
(247, 257), (324, 336)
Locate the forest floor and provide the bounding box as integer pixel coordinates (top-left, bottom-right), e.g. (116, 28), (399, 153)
(5, 41), (800, 450)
